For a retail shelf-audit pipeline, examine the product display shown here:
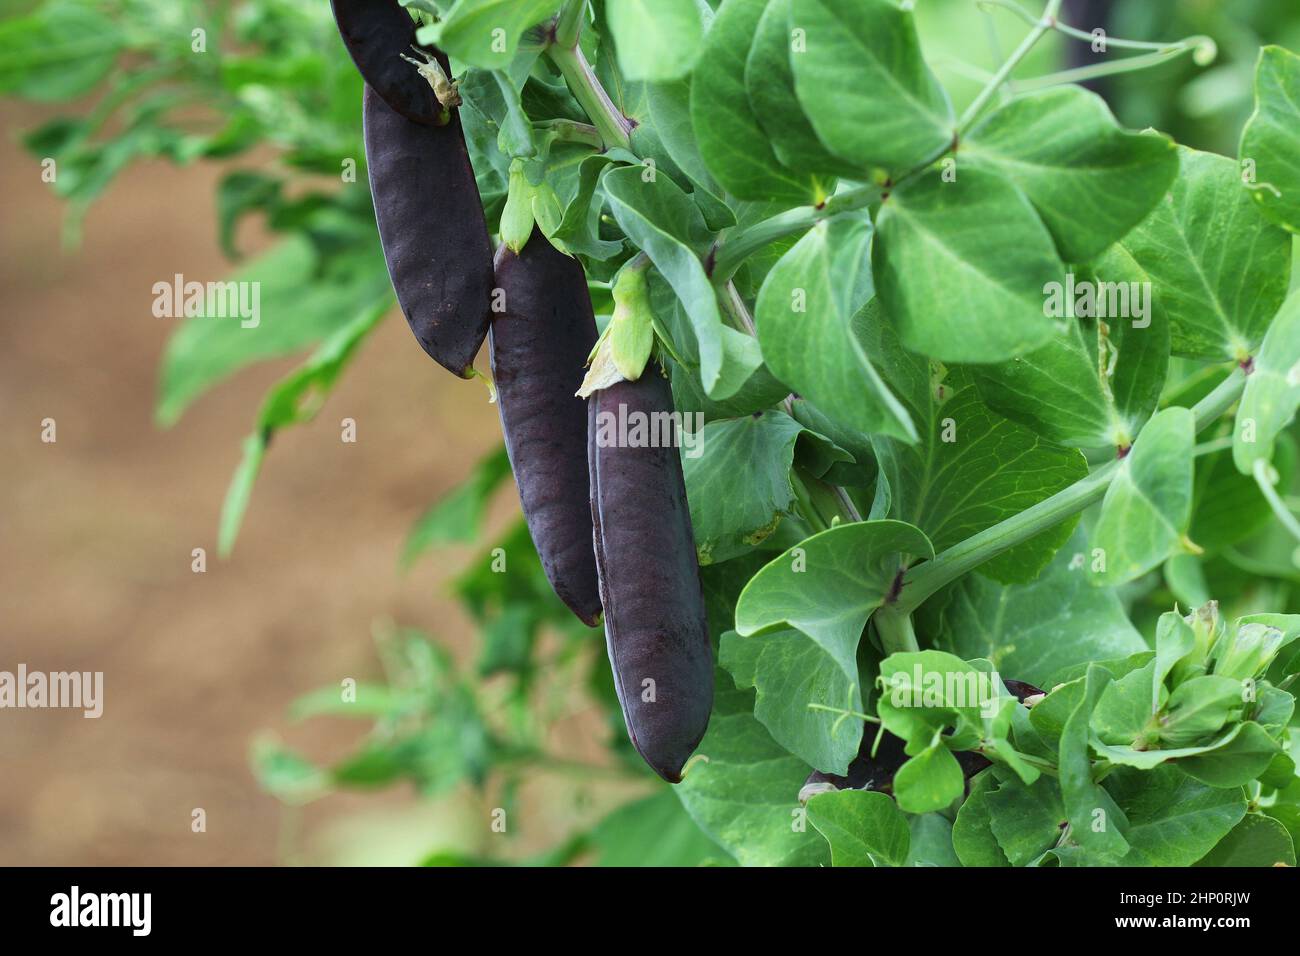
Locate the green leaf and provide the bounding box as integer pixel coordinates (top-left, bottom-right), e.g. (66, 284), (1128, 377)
(744, 0), (860, 180)
(875, 650), (992, 744)
(683, 411), (849, 565)
(428, 0), (557, 70)
(156, 236), (392, 426)
(953, 769), (1011, 866)
(866, 317), (1088, 583)
(690, 0), (818, 205)
(219, 300), (389, 557)
(1196, 813), (1297, 867)
(289, 683), (399, 721)
(643, 78), (727, 209)
(602, 167), (746, 399)
(921, 528), (1146, 688)
(1089, 407), (1195, 586)
(1239, 46), (1300, 234)
(216, 171), (283, 260)
(756, 224), (916, 442)
(403, 446), (513, 566)
(734, 521), (934, 654)
(963, 87), (1178, 263)
(591, 790), (728, 866)
(550, 152), (624, 259)
(972, 264), (1171, 451)
(1263, 805), (1300, 852)
(1089, 662), (1159, 746)
(675, 677), (830, 866)
(986, 774), (1068, 866)
(1091, 721), (1278, 787)
(458, 66), (537, 162)
(1109, 146), (1292, 362)
(1059, 665), (1130, 860)
(1235, 289), (1300, 475)
(807, 789), (910, 866)
(607, 0), (705, 81)
(1195, 433), (1292, 550)
(1179, 722), (1281, 788)
(1103, 765), (1247, 866)
(788, 396), (879, 487)
(720, 626), (863, 773)
(250, 737), (328, 805)
(0, 1), (122, 101)
(873, 167), (1064, 363)
(905, 814), (961, 867)
(893, 743), (965, 814)
(789, 0), (952, 173)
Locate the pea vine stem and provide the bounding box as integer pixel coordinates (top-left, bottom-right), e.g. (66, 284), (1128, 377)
(874, 604), (921, 654)
(710, 184), (878, 284)
(553, 0), (587, 50)
(957, 0), (1062, 132)
(547, 6), (632, 152)
(978, 0), (1214, 58)
(894, 369), (1247, 615)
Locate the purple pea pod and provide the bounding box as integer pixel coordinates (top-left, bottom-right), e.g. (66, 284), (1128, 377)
(490, 229), (602, 625)
(331, 0), (441, 126)
(588, 369), (713, 782)
(363, 83), (494, 377)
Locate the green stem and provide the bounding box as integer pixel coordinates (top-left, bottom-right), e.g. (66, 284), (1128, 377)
(1018, 47), (1210, 91)
(790, 470), (831, 533)
(830, 484), (864, 523)
(979, 0), (1214, 57)
(958, 0), (1063, 132)
(1254, 459), (1300, 548)
(710, 184), (877, 283)
(537, 118), (603, 149)
(553, 0), (587, 50)
(806, 702), (881, 724)
(548, 45), (632, 151)
(1193, 435), (1234, 458)
(982, 743), (1059, 778)
(895, 370), (1246, 614)
(874, 605), (920, 654)
(719, 280), (758, 334)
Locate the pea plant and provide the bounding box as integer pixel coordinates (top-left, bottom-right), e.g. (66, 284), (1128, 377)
(7, 0), (1300, 867)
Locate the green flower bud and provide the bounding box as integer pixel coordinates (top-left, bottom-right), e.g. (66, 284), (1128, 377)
(577, 259), (655, 398)
(499, 159), (536, 254)
(1186, 601), (1222, 664)
(1213, 622), (1285, 682)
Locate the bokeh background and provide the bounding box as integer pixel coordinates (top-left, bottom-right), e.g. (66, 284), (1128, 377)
(3, 0), (1300, 866)
(0, 94), (592, 865)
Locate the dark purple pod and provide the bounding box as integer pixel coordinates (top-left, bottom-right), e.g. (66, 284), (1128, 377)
(588, 370), (713, 782)
(490, 230), (602, 625)
(331, 0), (441, 126)
(364, 85), (494, 377)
